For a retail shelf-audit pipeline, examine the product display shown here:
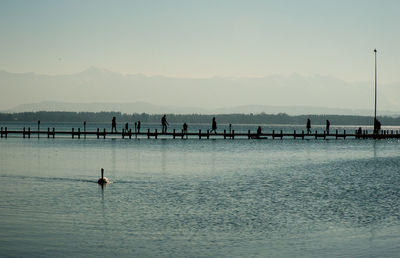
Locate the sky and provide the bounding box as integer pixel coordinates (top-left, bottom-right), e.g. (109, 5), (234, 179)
(0, 0), (399, 83)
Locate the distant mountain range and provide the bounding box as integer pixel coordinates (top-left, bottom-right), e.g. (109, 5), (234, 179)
(1, 67), (399, 116)
(4, 101), (399, 116)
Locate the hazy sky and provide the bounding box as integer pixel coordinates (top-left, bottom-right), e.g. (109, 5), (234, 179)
(0, 0), (399, 83)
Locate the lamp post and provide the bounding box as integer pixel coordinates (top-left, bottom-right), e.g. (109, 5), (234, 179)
(374, 49), (377, 134)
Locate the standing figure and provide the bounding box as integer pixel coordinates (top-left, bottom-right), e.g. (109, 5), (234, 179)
(326, 120), (330, 134)
(183, 123), (188, 139)
(257, 126), (262, 137)
(125, 122), (129, 132)
(112, 116), (117, 133)
(356, 127), (363, 139)
(161, 115), (169, 133)
(374, 119), (381, 134)
(137, 120), (141, 133)
(210, 117), (217, 134)
(306, 118), (311, 134)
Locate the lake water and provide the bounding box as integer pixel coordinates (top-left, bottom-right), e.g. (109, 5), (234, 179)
(1, 123), (400, 257)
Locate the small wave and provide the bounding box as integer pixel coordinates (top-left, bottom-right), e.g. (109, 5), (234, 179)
(0, 174), (99, 184)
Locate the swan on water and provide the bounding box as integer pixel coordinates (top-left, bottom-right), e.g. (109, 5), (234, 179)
(97, 168), (109, 184)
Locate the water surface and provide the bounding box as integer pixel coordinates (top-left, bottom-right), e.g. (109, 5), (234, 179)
(1, 133), (400, 257)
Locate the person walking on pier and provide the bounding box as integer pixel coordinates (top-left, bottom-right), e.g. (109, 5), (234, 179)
(125, 122), (129, 132)
(161, 115), (169, 133)
(183, 123), (188, 139)
(326, 120), (330, 134)
(356, 127), (362, 139)
(257, 126), (262, 138)
(137, 120), (141, 133)
(374, 119), (381, 134)
(210, 117), (217, 134)
(112, 117), (117, 133)
(306, 118), (311, 134)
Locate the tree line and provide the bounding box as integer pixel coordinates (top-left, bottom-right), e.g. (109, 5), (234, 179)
(1, 111), (400, 125)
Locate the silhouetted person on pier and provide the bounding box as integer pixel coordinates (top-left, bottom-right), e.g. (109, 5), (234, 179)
(210, 117), (217, 134)
(326, 120), (330, 134)
(356, 127), (362, 139)
(374, 119), (381, 134)
(112, 117), (117, 133)
(125, 123), (129, 132)
(257, 126), (262, 137)
(137, 120), (141, 133)
(306, 118), (311, 134)
(183, 123), (188, 139)
(161, 115), (169, 133)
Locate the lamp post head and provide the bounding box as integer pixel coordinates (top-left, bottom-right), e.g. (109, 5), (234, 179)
(374, 49), (377, 53)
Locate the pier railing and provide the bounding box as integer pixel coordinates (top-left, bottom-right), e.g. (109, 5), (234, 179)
(1, 127), (399, 139)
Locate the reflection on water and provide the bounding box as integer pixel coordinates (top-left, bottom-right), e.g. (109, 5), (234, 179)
(0, 137), (400, 257)
(161, 139), (167, 173)
(111, 139), (117, 179)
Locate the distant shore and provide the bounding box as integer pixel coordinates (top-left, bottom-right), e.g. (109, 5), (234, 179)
(1, 111), (400, 126)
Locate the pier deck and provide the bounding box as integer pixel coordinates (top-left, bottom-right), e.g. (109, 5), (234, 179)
(1, 127), (399, 140)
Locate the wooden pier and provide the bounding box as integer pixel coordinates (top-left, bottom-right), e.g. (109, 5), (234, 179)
(1, 127), (399, 140)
